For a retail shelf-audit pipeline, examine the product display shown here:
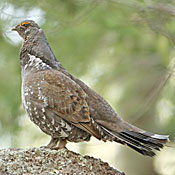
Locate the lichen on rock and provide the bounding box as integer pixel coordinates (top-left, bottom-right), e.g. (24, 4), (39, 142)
(0, 147), (124, 175)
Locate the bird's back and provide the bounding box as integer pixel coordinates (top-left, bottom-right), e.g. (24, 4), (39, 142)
(14, 20), (169, 156)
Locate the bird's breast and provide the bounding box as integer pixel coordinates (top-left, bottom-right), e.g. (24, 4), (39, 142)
(21, 53), (52, 76)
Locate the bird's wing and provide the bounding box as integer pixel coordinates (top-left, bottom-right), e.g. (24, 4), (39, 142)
(31, 69), (102, 139)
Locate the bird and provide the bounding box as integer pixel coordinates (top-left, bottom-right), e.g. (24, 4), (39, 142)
(12, 20), (169, 157)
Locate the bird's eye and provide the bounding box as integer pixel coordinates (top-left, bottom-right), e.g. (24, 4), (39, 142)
(21, 22), (29, 27)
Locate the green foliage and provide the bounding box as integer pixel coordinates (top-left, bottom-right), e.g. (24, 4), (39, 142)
(0, 0), (175, 174)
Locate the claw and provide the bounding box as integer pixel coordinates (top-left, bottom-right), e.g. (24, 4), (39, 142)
(41, 137), (67, 150)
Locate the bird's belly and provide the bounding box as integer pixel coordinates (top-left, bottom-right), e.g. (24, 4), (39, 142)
(22, 91), (91, 142)
(21, 82), (28, 112)
(42, 118), (91, 143)
(21, 78), (91, 143)
(34, 114), (91, 143)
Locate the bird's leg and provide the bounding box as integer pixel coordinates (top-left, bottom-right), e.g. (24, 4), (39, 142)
(46, 137), (59, 148)
(44, 138), (67, 150)
(50, 138), (67, 150)
(58, 138), (67, 149)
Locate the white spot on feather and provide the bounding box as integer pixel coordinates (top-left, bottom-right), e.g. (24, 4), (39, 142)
(55, 126), (59, 131)
(42, 115), (46, 120)
(60, 119), (65, 127)
(24, 64), (28, 70)
(41, 120), (45, 124)
(26, 102), (31, 105)
(43, 97), (48, 107)
(60, 129), (68, 137)
(60, 119), (71, 132)
(42, 107), (45, 113)
(65, 122), (71, 132)
(25, 54), (51, 72)
(51, 119), (55, 125)
(24, 92), (28, 96)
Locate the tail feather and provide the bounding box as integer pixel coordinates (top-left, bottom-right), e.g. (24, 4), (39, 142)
(100, 125), (169, 157)
(122, 139), (156, 157)
(121, 131), (162, 150)
(115, 132), (156, 156)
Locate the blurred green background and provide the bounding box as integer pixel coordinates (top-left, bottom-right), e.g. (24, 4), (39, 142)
(0, 0), (175, 174)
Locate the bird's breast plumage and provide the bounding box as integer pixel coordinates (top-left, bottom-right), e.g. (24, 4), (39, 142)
(21, 53), (52, 75)
(21, 68), (91, 142)
(14, 20), (169, 155)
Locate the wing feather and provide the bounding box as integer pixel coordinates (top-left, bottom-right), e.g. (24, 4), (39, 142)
(34, 70), (102, 139)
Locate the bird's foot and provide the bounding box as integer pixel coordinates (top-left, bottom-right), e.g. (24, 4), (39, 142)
(47, 137), (59, 148)
(54, 139), (67, 149)
(41, 138), (67, 150)
(49, 139), (67, 150)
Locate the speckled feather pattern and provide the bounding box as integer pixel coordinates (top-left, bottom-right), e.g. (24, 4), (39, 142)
(16, 20), (168, 156)
(22, 57), (92, 142)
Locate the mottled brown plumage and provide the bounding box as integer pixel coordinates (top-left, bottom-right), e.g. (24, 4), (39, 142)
(13, 20), (169, 156)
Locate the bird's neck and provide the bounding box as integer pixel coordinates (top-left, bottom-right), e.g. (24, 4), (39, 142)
(20, 29), (64, 75)
(21, 52), (53, 75)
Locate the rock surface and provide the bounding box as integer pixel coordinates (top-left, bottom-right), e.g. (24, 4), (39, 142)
(0, 147), (125, 175)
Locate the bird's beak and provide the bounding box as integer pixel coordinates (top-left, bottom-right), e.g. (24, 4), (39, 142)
(12, 27), (17, 31)
(12, 25), (19, 31)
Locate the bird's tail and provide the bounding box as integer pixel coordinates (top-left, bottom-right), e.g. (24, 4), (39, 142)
(100, 122), (169, 157)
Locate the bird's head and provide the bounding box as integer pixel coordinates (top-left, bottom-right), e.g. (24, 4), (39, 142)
(12, 20), (40, 40)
